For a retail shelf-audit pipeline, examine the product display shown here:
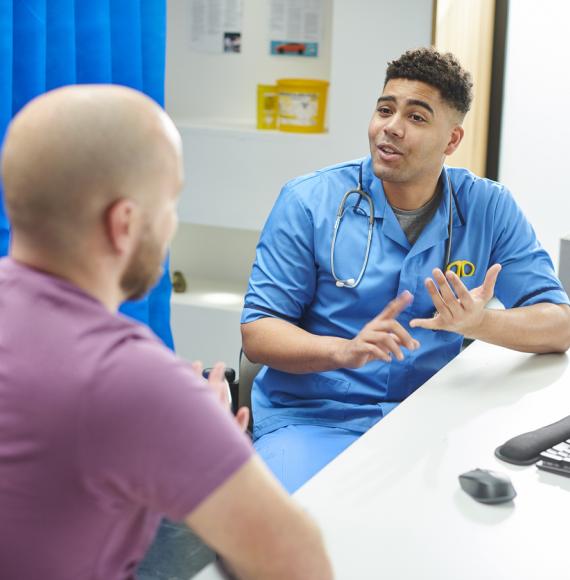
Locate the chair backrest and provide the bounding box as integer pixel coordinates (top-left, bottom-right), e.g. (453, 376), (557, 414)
(238, 350), (262, 431)
(559, 234), (570, 295)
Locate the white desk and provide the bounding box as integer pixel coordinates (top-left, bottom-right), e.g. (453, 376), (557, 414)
(197, 341), (570, 579)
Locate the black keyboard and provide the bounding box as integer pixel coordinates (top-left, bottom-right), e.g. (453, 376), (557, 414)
(536, 439), (570, 477)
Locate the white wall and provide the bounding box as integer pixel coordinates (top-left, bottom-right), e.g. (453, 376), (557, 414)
(165, 0), (333, 124)
(327, 0), (433, 159)
(499, 0), (570, 265)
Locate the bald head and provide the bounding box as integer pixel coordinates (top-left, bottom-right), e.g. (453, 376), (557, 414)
(1, 85), (182, 254)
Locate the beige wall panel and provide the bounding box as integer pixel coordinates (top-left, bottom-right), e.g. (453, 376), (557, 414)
(434, 0), (495, 176)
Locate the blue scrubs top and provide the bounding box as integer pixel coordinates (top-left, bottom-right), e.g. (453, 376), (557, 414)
(242, 157), (569, 438)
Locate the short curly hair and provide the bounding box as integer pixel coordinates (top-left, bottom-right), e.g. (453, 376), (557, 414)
(384, 47), (473, 116)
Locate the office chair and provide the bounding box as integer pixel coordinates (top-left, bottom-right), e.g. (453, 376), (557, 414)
(234, 350), (261, 433)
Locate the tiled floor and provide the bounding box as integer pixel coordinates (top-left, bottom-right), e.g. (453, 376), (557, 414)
(137, 519), (215, 580)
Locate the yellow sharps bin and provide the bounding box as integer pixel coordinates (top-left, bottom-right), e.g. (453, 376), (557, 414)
(276, 79), (329, 133)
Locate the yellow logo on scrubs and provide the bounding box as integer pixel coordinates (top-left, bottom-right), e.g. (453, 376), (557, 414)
(446, 260), (476, 278)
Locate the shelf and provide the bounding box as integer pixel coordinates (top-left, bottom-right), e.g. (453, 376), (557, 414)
(171, 279), (244, 313)
(175, 118), (330, 138)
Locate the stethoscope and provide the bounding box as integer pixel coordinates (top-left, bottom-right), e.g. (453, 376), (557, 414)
(330, 162), (455, 288)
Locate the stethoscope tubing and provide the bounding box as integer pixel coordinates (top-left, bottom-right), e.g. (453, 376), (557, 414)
(331, 162), (455, 289)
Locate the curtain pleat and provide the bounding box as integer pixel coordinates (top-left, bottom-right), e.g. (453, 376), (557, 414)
(74, 0), (112, 83)
(0, 0), (13, 243)
(0, 0), (173, 348)
(46, 0), (76, 90)
(110, 0), (143, 91)
(0, 0), (13, 139)
(12, 0), (46, 115)
(140, 0), (166, 106)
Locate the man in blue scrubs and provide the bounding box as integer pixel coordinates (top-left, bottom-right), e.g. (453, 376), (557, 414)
(241, 48), (570, 492)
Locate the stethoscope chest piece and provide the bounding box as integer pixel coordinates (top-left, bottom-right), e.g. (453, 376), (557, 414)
(335, 278), (356, 288)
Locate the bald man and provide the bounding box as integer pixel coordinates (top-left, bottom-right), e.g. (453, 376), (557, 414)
(0, 86), (332, 580)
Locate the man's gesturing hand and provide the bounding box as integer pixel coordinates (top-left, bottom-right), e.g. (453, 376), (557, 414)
(410, 264), (501, 336)
(337, 291), (419, 369)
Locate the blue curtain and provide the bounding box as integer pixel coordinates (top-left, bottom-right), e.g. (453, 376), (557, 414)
(0, 0), (174, 349)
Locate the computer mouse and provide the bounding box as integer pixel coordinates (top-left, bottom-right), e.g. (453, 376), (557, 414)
(458, 468), (517, 504)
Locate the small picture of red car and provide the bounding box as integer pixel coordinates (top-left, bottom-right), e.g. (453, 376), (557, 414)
(275, 42), (306, 55)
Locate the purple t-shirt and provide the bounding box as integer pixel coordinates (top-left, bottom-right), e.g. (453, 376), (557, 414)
(0, 258), (253, 580)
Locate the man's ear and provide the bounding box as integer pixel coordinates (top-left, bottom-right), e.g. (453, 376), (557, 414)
(444, 125), (464, 156)
(104, 198), (138, 255)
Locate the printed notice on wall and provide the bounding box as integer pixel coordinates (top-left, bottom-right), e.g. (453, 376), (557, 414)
(269, 0), (323, 57)
(189, 0), (243, 54)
